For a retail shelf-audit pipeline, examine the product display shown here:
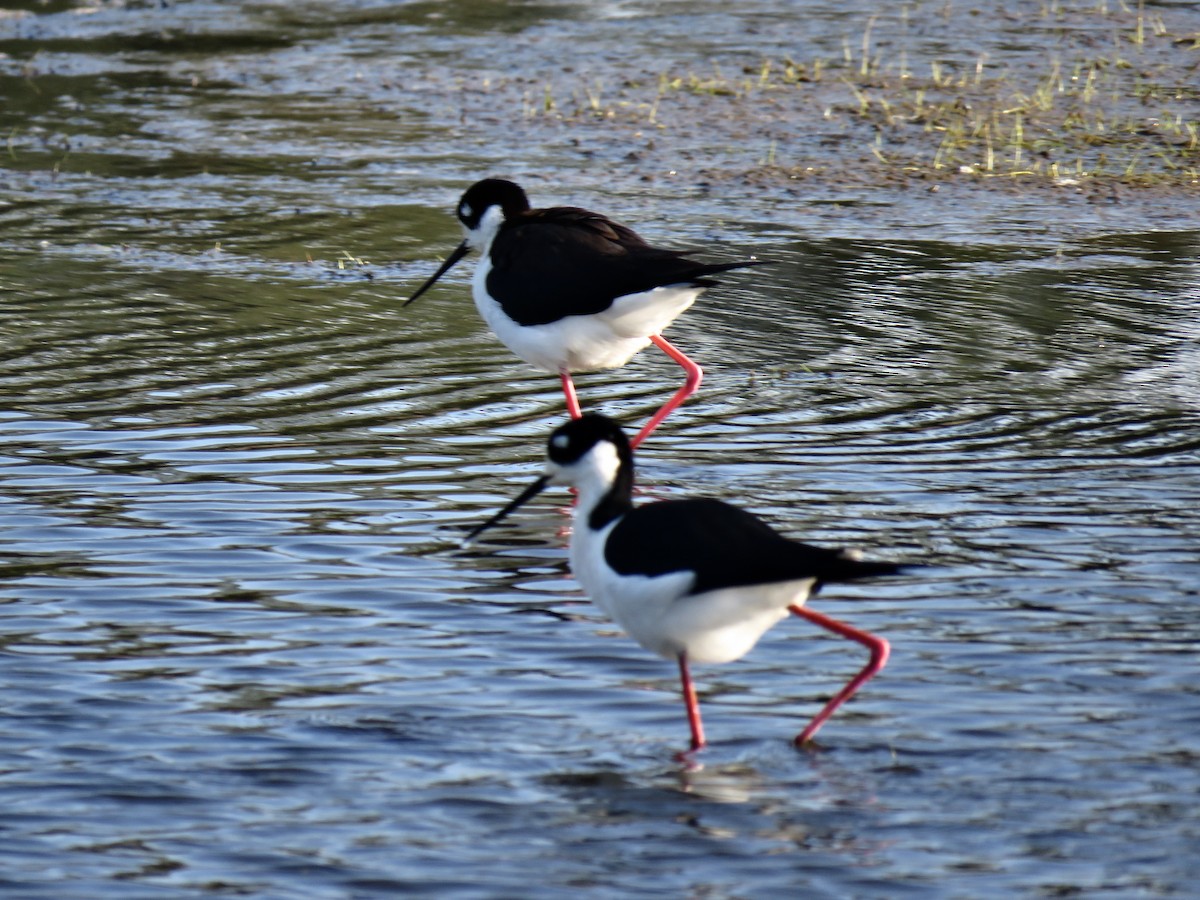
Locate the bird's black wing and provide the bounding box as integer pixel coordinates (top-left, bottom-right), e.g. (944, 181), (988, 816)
(487, 208), (757, 326)
(604, 498), (901, 596)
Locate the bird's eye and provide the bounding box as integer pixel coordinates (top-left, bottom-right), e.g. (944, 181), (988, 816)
(459, 202), (473, 219)
(551, 434), (570, 449)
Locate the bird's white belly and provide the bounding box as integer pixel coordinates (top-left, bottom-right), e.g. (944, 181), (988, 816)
(472, 257), (700, 373)
(571, 520), (811, 665)
(483, 308), (655, 373)
(656, 584), (801, 663)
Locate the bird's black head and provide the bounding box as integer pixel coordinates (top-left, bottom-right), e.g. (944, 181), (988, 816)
(456, 178), (531, 231)
(463, 414), (635, 544)
(404, 178), (531, 308)
(546, 414), (636, 531)
(546, 413), (632, 469)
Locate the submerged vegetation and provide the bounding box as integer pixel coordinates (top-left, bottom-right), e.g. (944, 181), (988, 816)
(525, 2), (1199, 188)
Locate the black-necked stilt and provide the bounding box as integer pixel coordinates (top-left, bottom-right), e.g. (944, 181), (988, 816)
(466, 414), (902, 754)
(404, 179), (762, 447)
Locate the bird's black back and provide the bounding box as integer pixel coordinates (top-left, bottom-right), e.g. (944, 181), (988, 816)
(487, 207), (759, 326)
(604, 498), (902, 596)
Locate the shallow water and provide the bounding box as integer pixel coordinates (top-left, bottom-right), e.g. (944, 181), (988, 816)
(3, 1), (1200, 897)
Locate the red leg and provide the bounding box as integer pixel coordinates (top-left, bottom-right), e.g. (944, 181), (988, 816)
(560, 370), (582, 419)
(678, 653), (706, 752)
(788, 605), (890, 747)
(630, 334), (702, 448)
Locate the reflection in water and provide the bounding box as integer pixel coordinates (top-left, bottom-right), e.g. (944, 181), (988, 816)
(3, 0), (1200, 897)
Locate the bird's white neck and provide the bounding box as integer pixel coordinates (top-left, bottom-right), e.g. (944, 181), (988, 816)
(464, 205), (505, 254)
(556, 441), (631, 533)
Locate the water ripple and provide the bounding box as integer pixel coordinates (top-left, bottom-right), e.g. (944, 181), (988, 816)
(3, 2), (1200, 897)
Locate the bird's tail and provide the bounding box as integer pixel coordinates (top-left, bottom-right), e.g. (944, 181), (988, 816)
(691, 258), (770, 284)
(825, 549), (909, 583)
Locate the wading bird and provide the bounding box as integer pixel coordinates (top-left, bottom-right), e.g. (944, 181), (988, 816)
(467, 414), (902, 753)
(405, 179), (761, 446)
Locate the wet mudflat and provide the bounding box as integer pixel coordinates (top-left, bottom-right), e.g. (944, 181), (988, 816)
(2, 1), (1199, 897)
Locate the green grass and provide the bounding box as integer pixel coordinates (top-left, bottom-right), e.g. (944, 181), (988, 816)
(525, 3), (1199, 188)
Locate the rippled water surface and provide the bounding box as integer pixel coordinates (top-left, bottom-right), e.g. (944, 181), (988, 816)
(3, 1), (1200, 897)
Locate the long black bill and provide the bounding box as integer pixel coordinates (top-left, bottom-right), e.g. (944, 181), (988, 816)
(463, 475), (550, 544)
(403, 240), (470, 307)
